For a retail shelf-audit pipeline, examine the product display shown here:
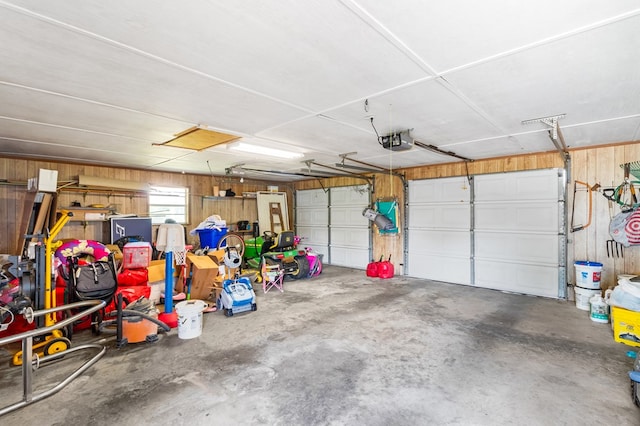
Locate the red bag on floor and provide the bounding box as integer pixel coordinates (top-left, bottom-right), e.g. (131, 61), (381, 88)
(378, 255), (394, 279)
(118, 268), (149, 286)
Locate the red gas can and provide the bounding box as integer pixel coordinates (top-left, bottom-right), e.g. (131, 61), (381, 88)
(366, 256), (382, 277)
(377, 255), (394, 279)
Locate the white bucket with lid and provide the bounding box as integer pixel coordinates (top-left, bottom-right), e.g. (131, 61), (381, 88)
(574, 286), (601, 311)
(175, 300), (208, 339)
(574, 261), (603, 290)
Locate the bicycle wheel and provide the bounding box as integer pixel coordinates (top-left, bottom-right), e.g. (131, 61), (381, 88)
(217, 232), (246, 257)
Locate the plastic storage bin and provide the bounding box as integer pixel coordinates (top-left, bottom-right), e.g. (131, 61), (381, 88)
(611, 305), (640, 347)
(197, 227), (228, 249)
(122, 241), (152, 269)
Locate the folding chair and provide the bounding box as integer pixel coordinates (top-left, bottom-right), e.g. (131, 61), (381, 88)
(261, 256), (284, 293)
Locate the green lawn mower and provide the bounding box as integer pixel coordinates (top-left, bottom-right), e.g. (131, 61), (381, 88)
(244, 230), (310, 282)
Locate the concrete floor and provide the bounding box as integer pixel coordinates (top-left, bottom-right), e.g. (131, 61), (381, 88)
(1, 265), (640, 425)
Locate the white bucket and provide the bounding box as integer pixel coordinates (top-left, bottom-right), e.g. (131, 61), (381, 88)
(575, 286), (601, 311)
(175, 300), (208, 339)
(574, 261), (603, 290)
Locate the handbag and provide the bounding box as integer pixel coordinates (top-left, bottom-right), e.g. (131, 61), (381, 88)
(73, 260), (117, 301)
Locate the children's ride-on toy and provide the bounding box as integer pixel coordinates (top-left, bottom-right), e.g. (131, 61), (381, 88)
(217, 277), (257, 317)
(216, 247), (257, 317)
(244, 230), (310, 282)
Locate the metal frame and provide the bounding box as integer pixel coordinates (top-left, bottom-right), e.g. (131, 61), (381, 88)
(0, 300), (107, 417)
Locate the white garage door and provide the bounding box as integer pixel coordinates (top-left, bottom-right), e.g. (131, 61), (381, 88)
(329, 185), (371, 269)
(474, 169), (565, 298)
(296, 185), (371, 269)
(295, 188), (329, 260)
(407, 177), (471, 284)
(407, 169), (566, 298)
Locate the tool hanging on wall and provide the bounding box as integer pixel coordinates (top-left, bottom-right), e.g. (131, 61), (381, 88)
(601, 163), (640, 212)
(606, 239), (624, 258)
(570, 180), (593, 232)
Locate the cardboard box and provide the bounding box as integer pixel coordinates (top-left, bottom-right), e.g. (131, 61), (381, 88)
(186, 253), (219, 300)
(206, 249), (226, 265)
(28, 169), (58, 192)
(147, 259), (179, 283)
(612, 306), (640, 347)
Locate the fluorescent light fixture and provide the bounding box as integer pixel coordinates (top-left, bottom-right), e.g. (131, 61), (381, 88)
(230, 142), (303, 159)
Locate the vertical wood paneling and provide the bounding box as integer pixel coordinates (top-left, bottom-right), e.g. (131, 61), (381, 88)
(0, 158), (291, 253)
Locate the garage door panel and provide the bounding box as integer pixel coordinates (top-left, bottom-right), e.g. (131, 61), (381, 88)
(475, 260), (558, 298)
(409, 177), (471, 202)
(330, 226), (369, 247)
(409, 204), (470, 229)
(408, 255), (470, 285)
(474, 170), (559, 201)
(296, 189), (329, 265)
(330, 246), (369, 268)
(475, 232), (558, 264)
(475, 202), (559, 231)
(296, 226), (329, 245)
(408, 229), (470, 256)
(330, 185), (369, 206)
(331, 207), (369, 227)
(297, 188), (328, 207)
(474, 169), (563, 298)
(407, 177), (471, 282)
(298, 186), (370, 270)
(297, 208), (329, 226)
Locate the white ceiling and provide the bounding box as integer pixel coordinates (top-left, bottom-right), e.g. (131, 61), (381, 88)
(1, 1), (639, 181)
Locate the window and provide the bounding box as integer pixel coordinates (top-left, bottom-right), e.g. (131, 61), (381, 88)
(149, 186), (189, 225)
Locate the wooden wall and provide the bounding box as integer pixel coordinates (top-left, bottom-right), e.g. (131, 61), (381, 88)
(0, 157), (289, 254)
(570, 143), (640, 289)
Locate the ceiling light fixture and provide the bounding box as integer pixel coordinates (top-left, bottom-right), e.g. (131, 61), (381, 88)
(230, 142), (304, 159)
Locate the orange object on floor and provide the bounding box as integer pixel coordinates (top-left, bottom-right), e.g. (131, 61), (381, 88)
(122, 316), (158, 343)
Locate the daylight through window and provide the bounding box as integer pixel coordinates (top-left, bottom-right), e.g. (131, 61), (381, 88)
(149, 186), (188, 225)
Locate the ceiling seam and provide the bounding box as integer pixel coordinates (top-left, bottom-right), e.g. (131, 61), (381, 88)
(0, 80), (195, 128)
(0, 1), (314, 116)
(439, 8), (640, 76)
(0, 115), (163, 143)
(256, 75), (438, 136)
(338, 0), (515, 142)
(0, 136), (187, 160)
(0, 151), (145, 167)
(338, 0), (438, 76)
(439, 113), (640, 148)
(339, 0), (640, 145)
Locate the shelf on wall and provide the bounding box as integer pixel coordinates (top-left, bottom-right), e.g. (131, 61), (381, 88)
(59, 207), (112, 222)
(201, 195), (257, 208)
(58, 185), (148, 198)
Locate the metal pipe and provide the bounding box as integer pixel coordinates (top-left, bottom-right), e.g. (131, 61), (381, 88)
(0, 299), (107, 417)
(0, 299), (106, 346)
